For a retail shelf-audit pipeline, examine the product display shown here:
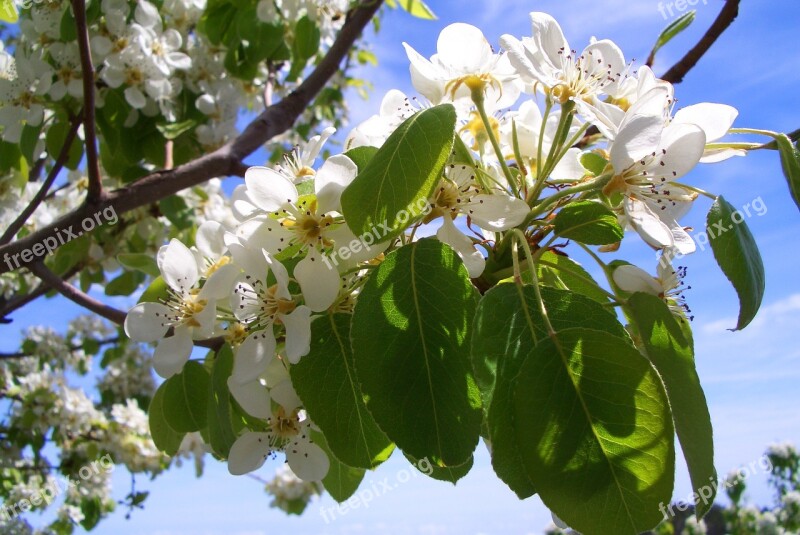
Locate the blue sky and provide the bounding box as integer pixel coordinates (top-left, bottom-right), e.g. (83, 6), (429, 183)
(3, 1), (800, 533)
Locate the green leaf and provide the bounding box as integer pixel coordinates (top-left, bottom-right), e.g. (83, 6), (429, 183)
(293, 15), (321, 60)
(403, 452), (472, 484)
(105, 270), (144, 296)
(775, 134), (800, 212)
(471, 284), (629, 499)
(149, 383), (185, 456)
(649, 10), (696, 60)
(580, 152), (608, 177)
(158, 195), (194, 230)
(341, 104), (456, 244)
(351, 239), (481, 467)
(117, 253), (160, 277)
(60, 7), (77, 41)
(291, 313), (394, 469)
(706, 196), (765, 330)
(344, 146), (379, 171)
(206, 345), (238, 457)
(138, 276), (169, 304)
(553, 200), (623, 245)
(514, 328), (674, 534)
(0, 0), (18, 23)
(397, 0), (436, 19)
(45, 118), (83, 170)
(156, 119), (197, 140)
(313, 430), (366, 503)
(535, 250), (609, 304)
(626, 292), (716, 518)
(163, 361), (211, 433)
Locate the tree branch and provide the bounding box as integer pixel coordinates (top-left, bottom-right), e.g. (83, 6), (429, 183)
(0, 116), (83, 246)
(0, 265), (82, 322)
(71, 0), (103, 203)
(27, 262), (127, 325)
(661, 0), (741, 84)
(0, 0), (383, 276)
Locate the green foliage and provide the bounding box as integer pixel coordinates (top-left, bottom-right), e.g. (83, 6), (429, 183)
(351, 239), (481, 467)
(553, 200), (624, 245)
(291, 314), (394, 469)
(707, 196), (765, 330)
(341, 104), (456, 243)
(776, 134), (800, 212)
(162, 361), (211, 433)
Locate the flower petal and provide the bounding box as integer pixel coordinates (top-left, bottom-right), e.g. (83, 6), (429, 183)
(227, 377), (272, 419)
(294, 251), (340, 312)
(673, 103), (737, 143)
(282, 305), (312, 364)
(658, 122), (706, 181)
(227, 432), (273, 475)
(466, 194), (530, 231)
(436, 217), (485, 278)
(624, 196), (674, 250)
(314, 154), (358, 214)
(610, 114), (664, 173)
(436, 23), (493, 75)
(153, 327), (193, 378)
(613, 264), (662, 295)
(158, 239), (200, 293)
(199, 262), (239, 300)
(403, 43), (444, 104)
(286, 438), (329, 481)
(196, 221), (226, 259)
(244, 166), (298, 212)
(233, 331), (276, 383)
(269, 378), (302, 412)
(124, 302), (171, 342)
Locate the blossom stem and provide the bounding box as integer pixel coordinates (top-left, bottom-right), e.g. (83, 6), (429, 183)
(729, 128), (779, 138)
(528, 173), (613, 219)
(673, 182), (718, 200)
(470, 88), (519, 197)
(511, 228), (555, 336)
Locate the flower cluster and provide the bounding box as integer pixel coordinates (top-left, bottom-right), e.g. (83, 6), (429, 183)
(120, 11), (748, 488)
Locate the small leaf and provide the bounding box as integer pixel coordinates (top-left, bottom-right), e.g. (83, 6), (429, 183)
(535, 250), (609, 304)
(649, 10), (696, 62)
(138, 276), (169, 304)
(313, 431), (365, 503)
(351, 239), (481, 467)
(580, 152), (608, 177)
(45, 118), (84, 170)
(403, 452), (472, 484)
(626, 292), (716, 518)
(156, 119), (197, 140)
(344, 146), (379, 171)
(207, 345), (238, 458)
(149, 384), (185, 456)
(291, 313), (394, 469)
(341, 105), (456, 243)
(397, 0), (436, 19)
(0, 0), (18, 23)
(514, 328), (674, 534)
(117, 253), (160, 277)
(471, 285), (630, 499)
(775, 134), (800, 212)
(553, 200), (623, 245)
(105, 270), (144, 296)
(293, 15), (321, 61)
(706, 196), (765, 330)
(163, 361), (211, 433)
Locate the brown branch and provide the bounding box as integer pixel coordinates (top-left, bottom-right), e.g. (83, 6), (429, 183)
(0, 0), (383, 276)
(71, 0), (103, 203)
(27, 262), (127, 325)
(0, 265), (82, 322)
(661, 0), (741, 84)
(0, 116), (83, 246)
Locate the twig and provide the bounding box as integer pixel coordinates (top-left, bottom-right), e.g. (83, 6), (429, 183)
(661, 0), (741, 84)
(27, 262), (127, 325)
(0, 265), (83, 322)
(0, 0), (383, 275)
(0, 116), (83, 246)
(71, 0), (103, 203)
